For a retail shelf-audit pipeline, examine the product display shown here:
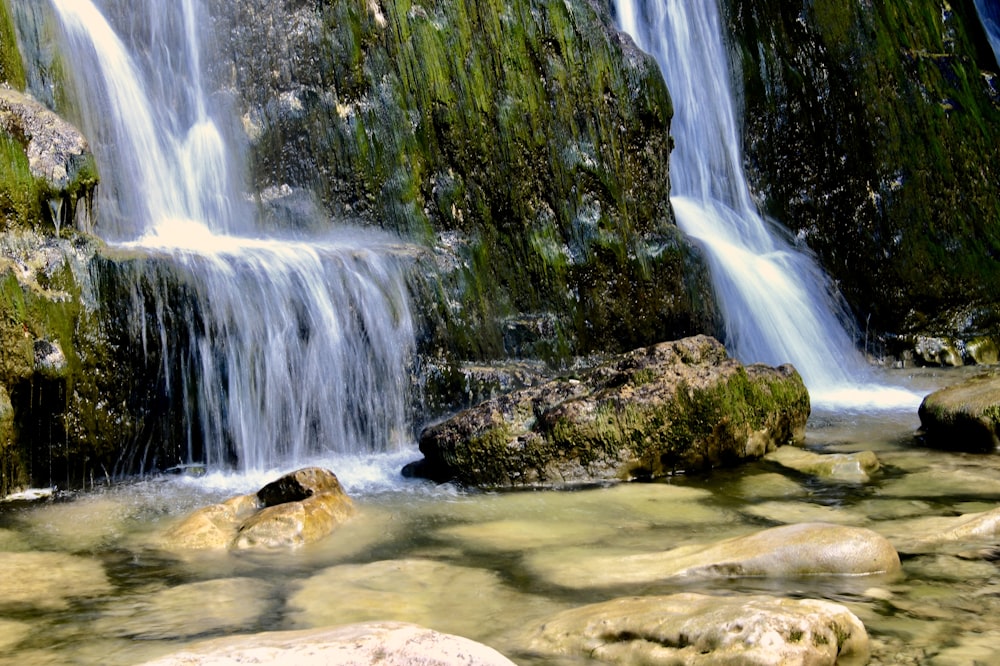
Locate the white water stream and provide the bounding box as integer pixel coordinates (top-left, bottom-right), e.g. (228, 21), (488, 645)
(614, 0), (921, 410)
(50, 0), (416, 474)
(976, 0), (1000, 63)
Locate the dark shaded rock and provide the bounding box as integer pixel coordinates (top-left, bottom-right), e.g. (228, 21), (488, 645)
(257, 466), (347, 507)
(918, 373), (1000, 452)
(408, 335), (810, 487)
(524, 592), (869, 665)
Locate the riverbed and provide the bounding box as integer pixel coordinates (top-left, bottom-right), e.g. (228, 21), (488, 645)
(0, 367), (997, 665)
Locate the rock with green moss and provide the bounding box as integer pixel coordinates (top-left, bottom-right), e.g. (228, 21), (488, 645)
(918, 372), (1000, 452)
(407, 335), (810, 487)
(724, 0), (1000, 347)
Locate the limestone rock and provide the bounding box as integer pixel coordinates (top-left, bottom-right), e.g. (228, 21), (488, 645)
(138, 622), (518, 666)
(526, 522), (900, 589)
(525, 593), (869, 666)
(918, 373), (1000, 452)
(408, 336), (810, 487)
(765, 446), (881, 483)
(162, 467), (353, 550)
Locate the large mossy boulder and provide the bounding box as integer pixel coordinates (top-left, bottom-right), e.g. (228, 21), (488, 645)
(209, 0), (718, 362)
(918, 373), (1000, 452)
(407, 335), (810, 487)
(724, 0), (1000, 347)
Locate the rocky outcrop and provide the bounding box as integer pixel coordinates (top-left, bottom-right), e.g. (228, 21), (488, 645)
(525, 593), (870, 666)
(918, 372), (1000, 452)
(406, 335), (809, 487)
(724, 0), (1000, 349)
(139, 622), (517, 666)
(163, 467), (355, 550)
(526, 522), (901, 589)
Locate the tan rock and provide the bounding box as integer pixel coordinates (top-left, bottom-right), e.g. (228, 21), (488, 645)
(766, 446), (880, 483)
(233, 491), (354, 550)
(526, 593), (869, 666)
(137, 621), (517, 666)
(918, 373), (1000, 452)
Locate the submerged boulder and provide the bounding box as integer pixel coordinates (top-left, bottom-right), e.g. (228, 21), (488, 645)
(407, 335), (809, 487)
(138, 621), (517, 666)
(918, 373), (1000, 452)
(765, 446), (881, 483)
(525, 593), (869, 666)
(163, 467), (354, 550)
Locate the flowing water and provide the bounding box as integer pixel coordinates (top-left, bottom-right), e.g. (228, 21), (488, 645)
(976, 0), (1000, 63)
(613, 0), (921, 411)
(49, 0), (416, 472)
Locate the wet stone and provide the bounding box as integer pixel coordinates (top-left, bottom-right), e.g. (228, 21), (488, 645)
(0, 551), (112, 610)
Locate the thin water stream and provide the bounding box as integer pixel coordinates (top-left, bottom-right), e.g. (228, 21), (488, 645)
(0, 369), (998, 665)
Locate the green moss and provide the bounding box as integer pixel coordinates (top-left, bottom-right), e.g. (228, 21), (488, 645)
(0, 0), (25, 90)
(0, 132), (44, 230)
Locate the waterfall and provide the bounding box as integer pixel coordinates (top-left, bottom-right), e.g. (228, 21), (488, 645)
(614, 0), (920, 409)
(50, 0), (416, 472)
(975, 0), (1000, 64)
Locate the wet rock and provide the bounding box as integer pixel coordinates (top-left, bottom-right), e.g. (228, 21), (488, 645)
(918, 373), (1000, 452)
(33, 338), (66, 378)
(0, 619), (31, 653)
(881, 506), (1000, 554)
(138, 622), (517, 666)
(409, 336), (810, 487)
(162, 467), (353, 550)
(0, 551), (112, 610)
(913, 337), (964, 367)
(526, 522), (900, 589)
(765, 446), (881, 483)
(525, 592), (869, 666)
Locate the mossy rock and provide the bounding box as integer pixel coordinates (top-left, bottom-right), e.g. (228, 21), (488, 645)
(408, 335), (810, 488)
(918, 372), (1000, 452)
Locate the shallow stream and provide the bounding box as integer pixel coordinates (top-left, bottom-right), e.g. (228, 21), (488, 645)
(1, 368), (998, 665)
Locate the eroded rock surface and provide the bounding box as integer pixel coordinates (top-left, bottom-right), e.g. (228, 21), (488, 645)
(408, 335), (810, 487)
(918, 373), (1000, 452)
(525, 592), (869, 666)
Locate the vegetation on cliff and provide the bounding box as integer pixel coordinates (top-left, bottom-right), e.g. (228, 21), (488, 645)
(726, 0), (1000, 346)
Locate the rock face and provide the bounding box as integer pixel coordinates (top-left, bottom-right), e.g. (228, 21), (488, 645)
(138, 622), (518, 666)
(164, 467), (355, 550)
(526, 522), (901, 589)
(526, 593), (870, 666)
(724, 0), (1000, 348)
(408, 335), (809, 487)
(918, 373), (1000, 452)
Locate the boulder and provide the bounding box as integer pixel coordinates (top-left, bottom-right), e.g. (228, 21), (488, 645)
(526, 522), (900, 589)
(162, 467), (353, 550)
(765, 446), (881, 483)
(525, 592), (869, 666)
(137, 621), (517, 666)
(918, 373), (1000, 452)
(407, 336), (810, 487)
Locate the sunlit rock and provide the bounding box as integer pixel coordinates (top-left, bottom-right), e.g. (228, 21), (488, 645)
(138, 622), (517, 666)
(0, 551), (112, 610)
(408, 336), (810, 487)
(94, 577), (275, 640)
(765, 446), (881, 483)
(161, 467), (354, 550)
(918, 373), (1000, 452)
(525, 522), (900, 589)
(880, 506), (1000, 554)
(742, 500), (862, 525)
(525, 593), (869, 666)
(0, 619), (31, 653)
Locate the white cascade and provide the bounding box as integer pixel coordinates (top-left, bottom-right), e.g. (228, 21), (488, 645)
(50, 0), (416, 472)
(614, 0), (920, 409)
(975, 0), (1000, 63)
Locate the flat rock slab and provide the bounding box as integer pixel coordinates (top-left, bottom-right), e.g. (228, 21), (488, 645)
(526, 522), (900, 589)
(765, 446), (880, 483)
(918, 373), (1000, 452)
(525, 592), (869, 665)
(880, 505), (1000, 554)
(138, 621), (517, 666)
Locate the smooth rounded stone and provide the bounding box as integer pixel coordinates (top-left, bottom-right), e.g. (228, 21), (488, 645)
(765, 446), (880, 483)
(526, 522), (900, 589)
(918, 373), (1000, 451)
(137, 622), (517, 666)
(742, 500), (864, 525)
(232, 491), (354, 550)
(93, 578), (274, 640)
(732, 471), (806, 500)
(880, 506), (1000, 553)
(525, 593), (869, 666)
(0, 551), (112, 609)
(287, 559), (561, 641)
(0, 620), (31, 652)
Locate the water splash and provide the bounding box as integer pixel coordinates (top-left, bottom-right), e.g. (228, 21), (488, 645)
(975, 0), (1000, 64)
(50, 0), (417, 472)
(614, 0), (921, 410)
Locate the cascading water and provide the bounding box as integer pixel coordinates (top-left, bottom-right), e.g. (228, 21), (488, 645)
(49, 0), (416, 475)
(614, 0), (920, 409)
(975, 0), (1000, 63)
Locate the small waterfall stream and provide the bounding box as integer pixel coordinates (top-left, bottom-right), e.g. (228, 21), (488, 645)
(50, 0), (415, 473)
(614, 0), (920, 409)
(975, 0), (1000, 63)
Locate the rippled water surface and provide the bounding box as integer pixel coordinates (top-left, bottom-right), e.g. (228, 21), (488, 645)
(1, 368), (998, 665)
